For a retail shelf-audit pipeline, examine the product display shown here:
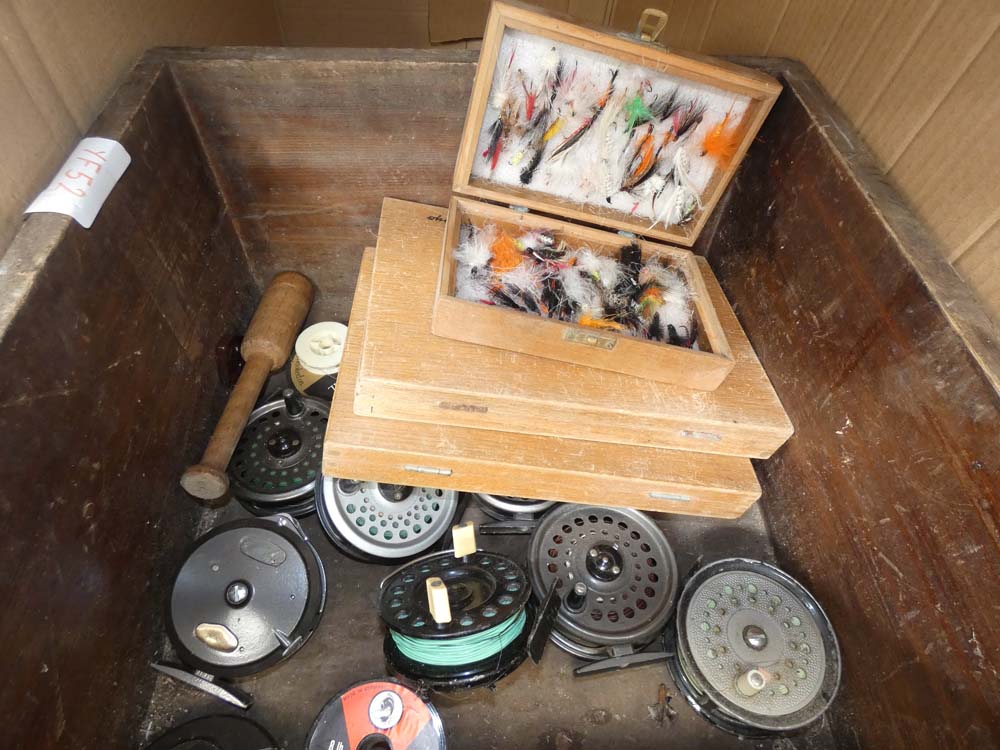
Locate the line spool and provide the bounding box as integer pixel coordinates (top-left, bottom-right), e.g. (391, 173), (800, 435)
(227, 389), (328, 517)
(379, 548), (533, 690)
(528, 505), (678, 661)
(307, 679), (446, 750)
(318, 479), (460, 562)
(665, 558), (841, 737)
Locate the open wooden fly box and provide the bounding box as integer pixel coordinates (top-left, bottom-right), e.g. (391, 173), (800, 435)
(433, 1), (782, 389)
(360, 199), (792, 460)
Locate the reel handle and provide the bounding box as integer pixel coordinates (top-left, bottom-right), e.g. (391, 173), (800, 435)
(181, 272), (314, 501)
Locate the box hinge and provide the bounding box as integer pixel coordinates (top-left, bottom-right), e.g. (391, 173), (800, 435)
(508, 204), (530, 213)
(617, 229), (638, 239)
(403, 464), (454, 477)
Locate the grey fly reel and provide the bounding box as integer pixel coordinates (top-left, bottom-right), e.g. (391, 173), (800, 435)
(153, 514), (326, 708)
(317, 478), (460, 562)
(528, 505), (678, 674)
(665, 558), (841, 737)
(228, 389), (328, 517)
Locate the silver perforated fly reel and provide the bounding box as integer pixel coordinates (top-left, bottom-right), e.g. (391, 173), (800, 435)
(317, 478), (460, 562)
(666, 558), (841, 737)
(474, 492), (557, 535)
(528, 505), (678, 674)
(227, 389), (328, 517)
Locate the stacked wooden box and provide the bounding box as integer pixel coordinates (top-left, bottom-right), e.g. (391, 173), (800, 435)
(322, 2), (792, 519)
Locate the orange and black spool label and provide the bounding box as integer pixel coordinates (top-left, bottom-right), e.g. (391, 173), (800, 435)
(307, 680), (445, 750)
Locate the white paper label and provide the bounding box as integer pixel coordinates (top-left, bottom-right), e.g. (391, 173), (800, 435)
(25, 137), (131, 228)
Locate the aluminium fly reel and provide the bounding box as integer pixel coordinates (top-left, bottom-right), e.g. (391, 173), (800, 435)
(528, 505), (679, 675)
(665, 558), (841, 738)
(317, 478), (460, 563)
(153, 514), (326, 708)
(473, 492), (557, 535)
(378, 548), (535, 691)
(227, 389), (328, 517)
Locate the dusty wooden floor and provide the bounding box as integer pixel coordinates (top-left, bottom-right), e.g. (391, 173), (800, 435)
(141, 501), (836, 749)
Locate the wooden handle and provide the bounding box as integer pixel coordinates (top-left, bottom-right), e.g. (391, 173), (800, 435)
(181, 272), (314, 501)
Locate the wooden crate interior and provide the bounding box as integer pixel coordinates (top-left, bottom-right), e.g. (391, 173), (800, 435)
(1, 47), (998, 750)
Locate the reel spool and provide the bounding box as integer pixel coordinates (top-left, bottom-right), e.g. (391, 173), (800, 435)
(307, 679), (446, 750)
(154, 514), (327, 708)
(141, 715), (277, 750)
(665, 558), (841, 738)
(474, 492), (555, 521)
(317, 478), (460, 563)
(227, 389), (328, 517)
(528, 505), (679, 673)
(379, 549), (533, 691)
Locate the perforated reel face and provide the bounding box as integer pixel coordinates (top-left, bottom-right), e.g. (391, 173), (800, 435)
(321, 478), (460, 559)
(675, 559), (840, 732)
(528, 506), (678, 658)
(380, 551), (531, 638)
(228, 395), (328, 505)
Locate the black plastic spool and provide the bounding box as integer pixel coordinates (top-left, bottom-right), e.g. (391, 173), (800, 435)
(378, 550), (534, 691)
(141, 715), (277, 750)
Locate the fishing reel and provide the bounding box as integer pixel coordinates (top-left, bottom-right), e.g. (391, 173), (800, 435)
(227, 389), (328, 517)
(473, 492), (557, 535)
(153, 514), (327, 708)
(141, 715), (277, 750)
(665, 558), (841, 738)
(378, 541), (535, 691)
(317, 478), (461, 563)
(307, 679), (446, 750)
(528, 505), (679, 675)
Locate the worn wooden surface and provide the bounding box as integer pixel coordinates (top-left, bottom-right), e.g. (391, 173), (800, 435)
(436, 197), (736, 390)
(362, 198), (790, 458)
(329, 248), (761, 516)
(699, 62), (1000, 749)
(167, 49), (479, 323)
(0, 64), (259, 749)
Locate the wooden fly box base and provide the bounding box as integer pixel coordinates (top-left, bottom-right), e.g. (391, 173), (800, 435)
(326, 249), (762, 517)
(362, 198), (791, 459)
(432, 1), (781, 387)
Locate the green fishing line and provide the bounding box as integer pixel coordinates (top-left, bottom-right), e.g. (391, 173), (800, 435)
(391, 610), (527, 666)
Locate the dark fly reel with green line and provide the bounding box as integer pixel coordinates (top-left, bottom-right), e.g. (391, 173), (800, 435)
(318, 479), (461, 563)
(141, 715), (277, 750)
(528, 505), (679, 675)
(227, 389), (328, 517)
(474, 492), (558, 535)
(153, 514), (326, 708)
(665, 558), (841, 738)
(378, 550), (535, 690)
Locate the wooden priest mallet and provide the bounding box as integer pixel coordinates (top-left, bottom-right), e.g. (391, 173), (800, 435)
(181, 271), (315, 501)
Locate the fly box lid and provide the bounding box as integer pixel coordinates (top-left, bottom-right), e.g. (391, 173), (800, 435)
(433, 2), (780, 389)
(451, 1), (781, 246)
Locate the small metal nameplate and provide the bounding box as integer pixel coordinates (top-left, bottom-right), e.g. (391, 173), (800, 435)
(563, 329), (616, 350)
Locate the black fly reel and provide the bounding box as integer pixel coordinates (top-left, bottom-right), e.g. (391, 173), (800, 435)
(153, 514), (327, 708)
(317, 478), (461, 563)
(227, 389), (328, 517)
(665, 558), (841, 738)
(141, 715), (277, 750)
(528, 505), (679, 675)
(378, 550), (534, 691)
